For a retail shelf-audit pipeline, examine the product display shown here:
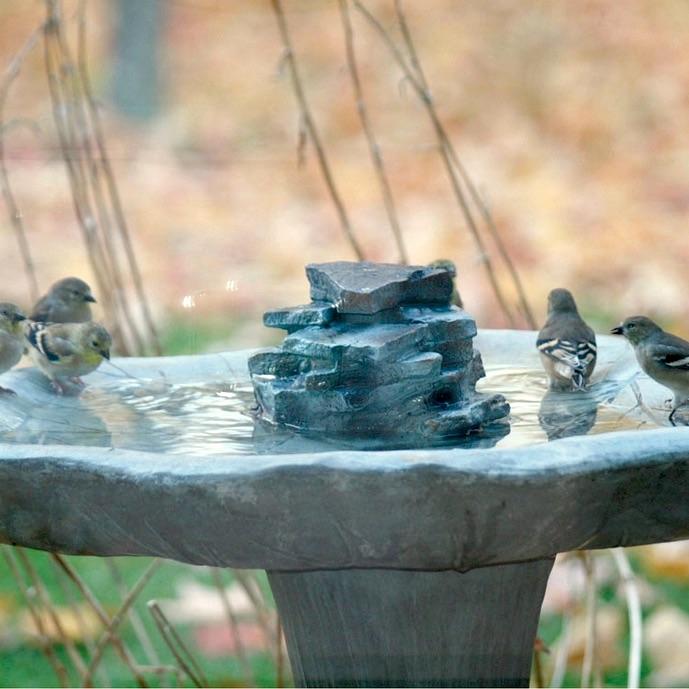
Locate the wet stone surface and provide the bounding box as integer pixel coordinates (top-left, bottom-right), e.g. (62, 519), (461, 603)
(250, 261), (510, 442)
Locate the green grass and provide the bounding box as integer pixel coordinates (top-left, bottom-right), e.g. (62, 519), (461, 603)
(0, 549), (282, 688)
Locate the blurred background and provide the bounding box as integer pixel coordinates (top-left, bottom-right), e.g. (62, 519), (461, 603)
(2, 0), (689, 686)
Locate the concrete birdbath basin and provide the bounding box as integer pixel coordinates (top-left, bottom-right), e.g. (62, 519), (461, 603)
(0, 327), (688, 687)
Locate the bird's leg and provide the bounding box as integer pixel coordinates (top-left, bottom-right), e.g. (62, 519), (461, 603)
(669, 407), (678, 426)
(0, 386), (16, 396)
(69, 377), (85, 387)
(50, 379), (66, 395)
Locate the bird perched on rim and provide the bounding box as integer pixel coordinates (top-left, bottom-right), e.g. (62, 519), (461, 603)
(0, 303), (27, 394)
(30, 277), (96, 324)
(611, 316), (689, 425)
(25, 321), (111, 395)
(537, 288), (597, 391)
(428, 259), (463, 308)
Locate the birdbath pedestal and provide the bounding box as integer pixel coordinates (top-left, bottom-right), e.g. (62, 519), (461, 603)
(0, 333), (688, 687)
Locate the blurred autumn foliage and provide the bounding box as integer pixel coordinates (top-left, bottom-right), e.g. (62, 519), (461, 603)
(2, 0), (689, 351)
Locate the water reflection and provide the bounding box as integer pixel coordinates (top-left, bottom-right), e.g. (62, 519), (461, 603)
(538, 390), (598, 441)
(0, 355), (666, 457)
(0, 389), (111, 447)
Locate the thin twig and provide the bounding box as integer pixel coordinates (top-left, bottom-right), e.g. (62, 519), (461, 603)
(211, 569), (256, 687)
(77, 0), (162, 354)
(51, 553), (150, 688)
(394, 0), (536, 326)
(105, 558), (162, 668)
(579, 551), (598, 688)
(233, 569), (277, 645)
(276, 617), (285, 688)
(44, 0), (143, 355)
(610, 548), (642, 689)
(50, 556), (112, 687)
(355, 0), (517, 326)
(2, 548), (70, 687)
(0, 27), (43, 303)
(549, 612), (573, 689)
(270, 0), (365, 261)
(339, 0), (407, 264)
(147, 600), (209, 689)
(82, 559), (162, 687)
(15, 547), (89, 682)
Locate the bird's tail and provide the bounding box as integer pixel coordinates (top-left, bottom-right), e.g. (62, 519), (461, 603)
(571, 369), (587, 391)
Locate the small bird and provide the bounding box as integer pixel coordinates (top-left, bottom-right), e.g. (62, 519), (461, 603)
(30, 277), (96, 323)
(611, 316), (689, 424)
(25, 321), (111, 394)
(0, 303), (27, 394)
(537, 288), (597, 391)
(428, 259), (463, 308)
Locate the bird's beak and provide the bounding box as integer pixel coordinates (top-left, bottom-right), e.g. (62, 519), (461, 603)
(13, 313), (26, 323)
(610, 325), (623, 335)
(101, 348), (110, 360)
(85, 294), (97, 303)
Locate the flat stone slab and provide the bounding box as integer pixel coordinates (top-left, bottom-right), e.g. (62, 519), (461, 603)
(282, 322), (428, 366)
(263, 302), (336, 333)
(306, 261), (453, 314)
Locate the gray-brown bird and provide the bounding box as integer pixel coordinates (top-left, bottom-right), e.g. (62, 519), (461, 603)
(611, 315), (689, 424)
(25, 321), (111, 394)
(30, 277), (96, 323)
(0, 303), (27, 394)
(537, 288), (597, 391)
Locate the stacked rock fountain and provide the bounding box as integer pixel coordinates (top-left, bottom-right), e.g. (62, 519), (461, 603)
(249, 261), (510, 443)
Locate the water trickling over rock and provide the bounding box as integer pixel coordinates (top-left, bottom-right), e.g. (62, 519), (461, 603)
(250, 261), (510, 442)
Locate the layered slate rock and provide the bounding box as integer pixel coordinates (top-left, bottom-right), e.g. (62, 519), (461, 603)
(250, 261), (509, 442)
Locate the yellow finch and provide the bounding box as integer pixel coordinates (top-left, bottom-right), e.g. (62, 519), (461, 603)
(0, 303), (27, 393)
(25, 321), (111, 394)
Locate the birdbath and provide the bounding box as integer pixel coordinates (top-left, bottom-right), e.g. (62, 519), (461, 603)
(0, 324), (687, 687)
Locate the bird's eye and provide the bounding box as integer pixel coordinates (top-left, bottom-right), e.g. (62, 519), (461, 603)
(91, 340), (99, 347)
(628, 323), (636, 329)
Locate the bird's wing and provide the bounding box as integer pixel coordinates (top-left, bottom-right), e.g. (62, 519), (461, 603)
(648, 339), (689, 370)
(537, 337), (596, 369)
(29, 295), (53, 322)
(537, 319), (597, 390)
(25, 322), (76, 362)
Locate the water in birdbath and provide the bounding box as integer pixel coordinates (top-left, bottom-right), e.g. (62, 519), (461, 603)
(0, 330), (667, 456)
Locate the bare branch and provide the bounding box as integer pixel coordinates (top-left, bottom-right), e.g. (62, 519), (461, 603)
(77, 0), (162, 354)
(2, 548), (70, 687)
(0, 27), (43, 303)
(82, 559), (162, 687)
(355, 0), (518, 325)
(270, 0), (365, 261)
(51, 553), (150, 687)
(339, 0), (408, 264)
(211, 569), (256, 687)
(394, 0), (535, 326)
(610, 548), (642, 689)
(147, 600), (209, 688)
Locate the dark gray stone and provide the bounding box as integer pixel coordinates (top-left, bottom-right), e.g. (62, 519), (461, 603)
(248, 349), (312, 377)
(306, 261), (453, 314)
(264, 302), (336, 333)
(253, 262), (509, 442)
(304, 352), (442, 391)
(269, 560), (553, 688)
(402, 305), (477, 341)
(283, 323), (428, 366)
